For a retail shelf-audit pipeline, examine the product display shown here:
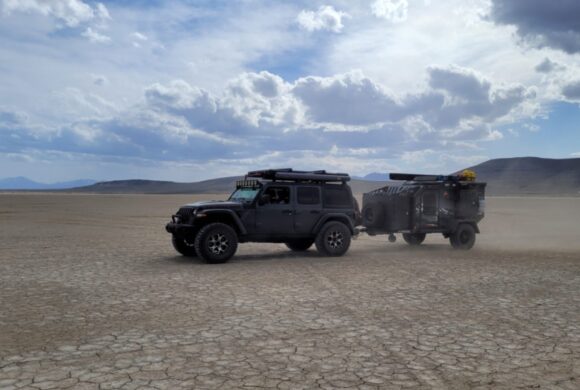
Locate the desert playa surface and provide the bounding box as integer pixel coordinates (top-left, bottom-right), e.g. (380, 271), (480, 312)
(0, 193), (579, 389)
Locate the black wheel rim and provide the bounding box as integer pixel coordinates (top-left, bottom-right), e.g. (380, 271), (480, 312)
(327, 231), (344, 249)
(208, 233), (229, 255)
(459, 230), (471, 244)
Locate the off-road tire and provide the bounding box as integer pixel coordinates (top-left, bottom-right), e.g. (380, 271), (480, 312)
(362, 203), (385, 228)
(194, 223), (238, 264)
(172, 235), (198, 257)
(450, 224), (476, 250)
(402, 233), (426, 246)
(315, 221), (351, 257)
(285, 239), (314, 252)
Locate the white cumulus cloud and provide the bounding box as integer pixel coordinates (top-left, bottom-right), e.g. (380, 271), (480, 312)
(297, 5), (349, 33)
(371, 0), (408, 23)
(82, 27), (110, 43)
(1, 0), (108, 27)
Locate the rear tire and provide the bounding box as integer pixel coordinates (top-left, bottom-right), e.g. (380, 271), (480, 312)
(402, 233), (426, 246)
(362, 203), (385, 228)
(172, 235), (197, 257)
(315, 221), (351, 257)
(450, 224), (476, 250)
(285, 239), (314, 252)
(195, 223), (238, 264)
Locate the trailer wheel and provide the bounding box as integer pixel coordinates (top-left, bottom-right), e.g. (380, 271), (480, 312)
(362, 203), (385, 228)
(450, 224), (476, 250)
(402, 233), (426, 246)
(285, 239), (314, 252)
(315, 221), (351, 257)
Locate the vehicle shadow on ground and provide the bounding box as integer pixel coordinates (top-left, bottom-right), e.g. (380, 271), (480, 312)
(162, 250), (322, 265)
(161, 243), (474, 266)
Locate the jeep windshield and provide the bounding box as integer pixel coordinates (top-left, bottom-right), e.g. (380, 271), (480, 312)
(229, 187), (260, 203)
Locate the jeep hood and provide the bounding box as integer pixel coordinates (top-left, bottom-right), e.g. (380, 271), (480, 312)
(182, 200), (243, 210)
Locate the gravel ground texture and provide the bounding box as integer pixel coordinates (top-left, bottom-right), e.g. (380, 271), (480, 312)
(0, 193), (579, 390)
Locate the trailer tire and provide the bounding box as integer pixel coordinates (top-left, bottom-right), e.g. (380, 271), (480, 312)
(315, 221), (351, 257)
(450, 224), (476, 250)
(362, 203), (385, 228)
(402, 233), (426, 246)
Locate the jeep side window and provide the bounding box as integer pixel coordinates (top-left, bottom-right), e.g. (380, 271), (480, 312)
(297, 187), (320, 205)
(323, 184), (351, 208)
(263, 186), (290, 205)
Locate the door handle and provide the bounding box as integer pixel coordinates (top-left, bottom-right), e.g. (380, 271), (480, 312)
(310, 210), (320, 214)
(282, 209), (293, 215)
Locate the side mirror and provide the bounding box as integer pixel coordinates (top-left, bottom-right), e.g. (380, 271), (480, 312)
(258, 194), (271, 206)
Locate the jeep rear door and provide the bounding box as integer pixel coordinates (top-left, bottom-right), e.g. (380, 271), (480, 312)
(293, 186), (322, 234)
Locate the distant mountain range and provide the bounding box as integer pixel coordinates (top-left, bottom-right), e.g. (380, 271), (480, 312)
(361, 172), (390, 181)
(2, 157), (579, 195)
(71, 176), (387, 194)
(0, 177), (96, 190)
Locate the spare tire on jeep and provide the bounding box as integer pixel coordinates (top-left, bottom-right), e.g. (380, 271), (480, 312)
(362, 202), (385, 228)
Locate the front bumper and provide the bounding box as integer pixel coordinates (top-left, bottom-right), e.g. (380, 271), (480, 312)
(165, 215), (195, 235)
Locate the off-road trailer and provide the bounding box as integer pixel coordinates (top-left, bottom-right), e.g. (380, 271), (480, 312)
(360, 172), (486, 249)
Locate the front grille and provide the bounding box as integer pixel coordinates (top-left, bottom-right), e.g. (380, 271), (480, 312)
(176, 207), (195, 223)
(177, 207), (195, 216)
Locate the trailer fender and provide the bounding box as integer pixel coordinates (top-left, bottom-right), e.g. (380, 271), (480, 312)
(312, 214), (356, 235)
(451, 221), (480, 234)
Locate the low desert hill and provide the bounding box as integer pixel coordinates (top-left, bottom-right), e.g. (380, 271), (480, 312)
(54, 157), (580, 196)
(73, 176), (389, 195)
(466, 157), (580, 195)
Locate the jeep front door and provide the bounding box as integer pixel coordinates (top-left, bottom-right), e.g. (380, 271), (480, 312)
(255, 185), (295, 236)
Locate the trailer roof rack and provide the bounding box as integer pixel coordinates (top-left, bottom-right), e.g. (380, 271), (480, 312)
(390, 173), (461, 182)
(247, 168), (350, 183)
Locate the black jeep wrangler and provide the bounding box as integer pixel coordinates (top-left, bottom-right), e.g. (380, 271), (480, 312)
(166, 169), (361, 263)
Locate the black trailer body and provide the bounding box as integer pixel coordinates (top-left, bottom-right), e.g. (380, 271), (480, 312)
(361, 173), (486, 249)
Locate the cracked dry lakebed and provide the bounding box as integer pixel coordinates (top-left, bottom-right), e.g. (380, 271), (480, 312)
(0, 193), (579, 389)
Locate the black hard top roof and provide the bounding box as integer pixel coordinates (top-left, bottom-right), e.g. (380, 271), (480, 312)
(247, 168), (350, 183)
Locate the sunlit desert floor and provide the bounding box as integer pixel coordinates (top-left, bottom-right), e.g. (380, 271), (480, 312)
(0, 193), (579, 389)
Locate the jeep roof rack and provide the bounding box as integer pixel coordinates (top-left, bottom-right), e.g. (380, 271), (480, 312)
(247, 168), (350, 183)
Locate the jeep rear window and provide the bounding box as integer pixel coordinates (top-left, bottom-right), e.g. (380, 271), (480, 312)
(297, 187), (320, 205)
(323, 185), (351, 208)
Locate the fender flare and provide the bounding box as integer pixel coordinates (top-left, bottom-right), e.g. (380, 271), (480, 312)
(312, 214), (356, 235)
(200, 209), (247, 235)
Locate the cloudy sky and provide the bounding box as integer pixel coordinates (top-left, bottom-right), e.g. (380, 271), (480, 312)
(1, 0), (580, 182)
